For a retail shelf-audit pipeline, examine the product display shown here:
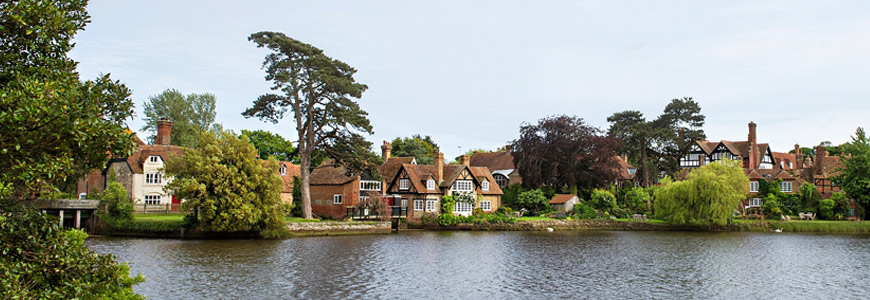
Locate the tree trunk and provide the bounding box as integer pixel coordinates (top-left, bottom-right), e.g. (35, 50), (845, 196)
(641, 144), (650, 188)
(300, 153), (313, 219)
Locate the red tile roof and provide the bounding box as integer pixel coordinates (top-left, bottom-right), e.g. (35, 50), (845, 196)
(469, 151), (515, 171)
(549, 194), (577, 204)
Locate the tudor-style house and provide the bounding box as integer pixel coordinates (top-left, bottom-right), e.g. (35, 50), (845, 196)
(681, 121), (847, 210)
(385, 149), (503, 218)
(77, 118), (185, 210)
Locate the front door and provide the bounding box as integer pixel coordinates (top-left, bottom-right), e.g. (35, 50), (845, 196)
(171, 195), (180, 212)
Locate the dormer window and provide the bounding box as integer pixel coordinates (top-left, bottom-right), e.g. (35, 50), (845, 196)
(280, 165), (287, 175)
(481, 180), (490, 191)
(399, 179), (410, 190)
(452, 180), (473, 192)
(628, 168), (637, 175)
(427, 179), (435, 190)
(149, 155), (160, 163)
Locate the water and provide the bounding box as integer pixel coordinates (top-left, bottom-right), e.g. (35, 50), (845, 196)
(85, 231), (870, 299)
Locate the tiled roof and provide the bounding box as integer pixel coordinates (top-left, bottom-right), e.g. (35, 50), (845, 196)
(278, 161), (301, 193)
(310, 161), (356, 185)
(125, 144), (186, 173)
(470, 151), (515, 171)
(378, 157), (415, 185)
(549, 194), (577, 204)
(772, 152), (797, 169)
(615, 156), (636, 180)
(469, 166), (504, 195)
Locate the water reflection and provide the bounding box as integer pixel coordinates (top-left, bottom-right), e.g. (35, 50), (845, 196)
(85, 231), (870, 299)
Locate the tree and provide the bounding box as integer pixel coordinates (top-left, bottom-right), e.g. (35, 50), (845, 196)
(164, 130), (288, 237)
(623, 187), (650, 214)
(655, 98), (706, 177)
(833, 127), (870, 219)
(512, 115), (622, 191)
(140, 88), (217, 148)
(241, 129), (296, 161)
(391, 135), (439, 164)
(516, 189), (550, 215)
(798, 182), (821, 213)
(0, 0), (142, 296)
(654, 159), (748, 225)
(607, 110), (661, 188)
(243, 32), (377, 219)
(589, 189), (618, 215)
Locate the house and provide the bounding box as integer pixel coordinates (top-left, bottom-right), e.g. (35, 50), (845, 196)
(277, 161), (301, 203)
(77, 118), (185, 210)
(549, 194), (579, 212)
(308, 160), (383, 219)
(384, 149), (503, 218)
(680, 122), (776, 170)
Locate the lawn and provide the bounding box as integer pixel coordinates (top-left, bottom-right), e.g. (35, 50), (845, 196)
(133, 213), (185, 222)
(517, 216), (555, 221)
(284, 216), (323, 223)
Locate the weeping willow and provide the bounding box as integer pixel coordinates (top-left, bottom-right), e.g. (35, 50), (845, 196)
(654, 159), (749, 225)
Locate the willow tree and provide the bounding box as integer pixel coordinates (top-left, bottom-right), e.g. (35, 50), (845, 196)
(243, 32), (377, 219)
(654, 159), (748, 225)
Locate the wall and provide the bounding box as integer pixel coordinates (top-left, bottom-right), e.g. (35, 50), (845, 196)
(310, 179), (359, 219)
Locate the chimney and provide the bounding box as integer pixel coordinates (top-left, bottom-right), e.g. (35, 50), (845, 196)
(434, 148), (443, 183)
(505, 144), (513, 153)
(460, 155), (470, 167)
(381, 141), (392, 160)
(815, 143), (826, 175)
(794, 144), (803, 169)
(155, 118), (172, 146)
(748, 121), (758, 168)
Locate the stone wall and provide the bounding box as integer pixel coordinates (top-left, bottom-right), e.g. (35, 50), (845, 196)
(285, 221), (391, 236)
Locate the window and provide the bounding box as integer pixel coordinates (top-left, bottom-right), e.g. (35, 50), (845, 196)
(149, 155), (160, 163)
(399, 179), (410, 190)
(749, 198), (761, 207)
(414, 199), (424, 211)
(145, 172), (163, 184)
(788, 162), (793, 168)
(401, 199), (408, 208)
(481, 180), (490, 191)
(781, 181), (793, 193)
(480, 200), (492, 211)
(628, 168), (637, 175)
(144, 195), (161, 205)
(780, 161), (784, 169)
(455, 202), (472, 213)
(333, 194), (342, 204)
(280, 165), (286, 175)
(427, 179), (436, 190)
(426, 200), (436, 212)
(452, 180), (473, 192)
(360, 180), (382, 191)
(750, 181), (759, 193)
(494, 174), (508, 187)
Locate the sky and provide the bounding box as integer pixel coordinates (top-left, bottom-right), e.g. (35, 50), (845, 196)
(69, 1), (870, 159)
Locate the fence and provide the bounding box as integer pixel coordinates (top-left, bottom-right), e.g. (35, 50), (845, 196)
(133, 203), (183, 213)
(346, 206), (407, 220)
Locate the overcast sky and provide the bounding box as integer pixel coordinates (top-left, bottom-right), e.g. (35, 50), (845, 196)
(70, 1), (870, 159)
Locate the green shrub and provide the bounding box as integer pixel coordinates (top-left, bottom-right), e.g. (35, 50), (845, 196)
(590, 189), (618, 214)
(436, 213), (515, 226)
(762, 194), (782, 218)
(819, 198), (835, 220)
(517, 189), (550, 215)
(572, 201), (598, 219)
(623, 187), (650, 214)
(441, 195), (456, 214)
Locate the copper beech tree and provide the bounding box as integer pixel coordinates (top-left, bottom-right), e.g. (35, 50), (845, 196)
(511, 115), (622, 191)
(243, 32), (381, 219)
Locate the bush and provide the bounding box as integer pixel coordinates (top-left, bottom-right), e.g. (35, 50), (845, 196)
(819, 198), (835, 220)
(496, 206), (513, 216)
(441, 195), (456, 214)
(762, 194), (782, 218)
(516, 189), (550, 215)
(572, 201), (598, 219)
(99, 180), (133, 222)
(436, 213), (515, 226)
(590, 189), (618, 214)
(623, 187), (650, 214)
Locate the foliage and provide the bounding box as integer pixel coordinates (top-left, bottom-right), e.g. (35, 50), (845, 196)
(623, 187), (650, 214)
(830, 192), (851, 217)
(512, 115), (622, 190)
(762, 194), (782, 218)
(441, 195), (456, 214)
(390, 135), (439, 165)
(454, 192), (477, 205)
(589, 189), (618, 214)
(164, 130), (289, 237)
(654, 159), (749, 225)
(516, 189), (551, 215)
(437, 213), (516, 226)
(99, 180), (133, 222)
(140, 88), (217, 148)
(819, 198), (835, 220)
(833, 127), (870, 219)
(243, 31), (376, 219)
(0, 206), (143, 299)
(797, 182), (821, 213)
(500, 184), (525, 209)
(241, 129), (296, 162)
(0, 0), (136, 200)
(608, 98), (705, 186)
(572, 201), (599, 219)
(290, 176), (303, 217)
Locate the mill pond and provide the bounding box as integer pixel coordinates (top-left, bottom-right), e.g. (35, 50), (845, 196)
(85, 231), (870, 299)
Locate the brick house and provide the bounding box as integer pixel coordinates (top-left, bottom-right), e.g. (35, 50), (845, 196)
(277, 161), (301, 203)
(77, 118), (185, 209)
(384, 149), (503, 218)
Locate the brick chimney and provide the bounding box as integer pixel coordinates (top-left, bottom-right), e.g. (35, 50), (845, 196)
(155, 118), (172, 146)
(460, 155), (471, 166)
(381, 141), (392, 160)
(748, 121), (758, 168)
(814, 143), (827, 175)
(434, 148), (444, 183)
(794, 144), (803, 169)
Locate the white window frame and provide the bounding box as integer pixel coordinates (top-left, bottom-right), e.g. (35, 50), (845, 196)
(452, 180), (473, 192)
(145, 172), (163, 185)
(333, 194), (342, 205)
(399, 179), (410, 190)
(781, 181), (793, 193)
(149, 155), (160, 163)
(481, 180), (490, 192)
(494, 175), (508, 187)
(414, 199), (424, 211)
(427, 179), (436, 190)
(480, 200), (492, 211)
(144, 195), (161, 205)
(426, 199), (436, 212)
(749, 198), (761, 207)
(360, 180), (382, 191)
(455, 202), (473, 213)
(401, 199), (407, 208)
(750, 181), (759, 193)
(788, 162), (793, 168)
(280, 165), (286, 175)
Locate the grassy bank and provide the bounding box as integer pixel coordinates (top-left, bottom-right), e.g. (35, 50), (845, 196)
(769, 220), (870, 233)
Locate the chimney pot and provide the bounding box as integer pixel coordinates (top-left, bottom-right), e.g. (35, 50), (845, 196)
(381, 141), (392, 160)
(155, 118), (173, 146)
(460, 155), (470, 167)
(434, 148), (443, 183)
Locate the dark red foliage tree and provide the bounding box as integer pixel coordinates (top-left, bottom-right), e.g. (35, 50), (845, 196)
(511, 115), (622, 191)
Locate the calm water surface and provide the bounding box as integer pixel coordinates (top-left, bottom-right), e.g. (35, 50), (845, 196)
(85, 231), (870, 299)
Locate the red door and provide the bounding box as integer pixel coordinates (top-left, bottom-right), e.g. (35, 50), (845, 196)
(171, 195), (180, 212)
